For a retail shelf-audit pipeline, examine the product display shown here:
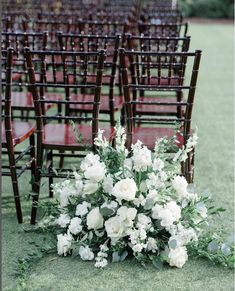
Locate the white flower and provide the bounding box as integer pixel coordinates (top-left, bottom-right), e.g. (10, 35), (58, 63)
(132, 243), (145, 253)
(172, 176), (189, 199)
(103, 174), (114, 193)
(152, 202), (181, 228)
(136, 213), (152, 230)
(56, 213), (70, 228)
(105, 216), (124, 241)
(80, 153), (100, 171)
(132, 141), (152, 172)
(95, 257), (108, 268)
(165, 201), (181, 221)
(79, 245), (94, 261)
(68, 217), (83, 235)
(153, 158), (164, 171)
(133, 194), (146, 207)
(57, 232), (73, 256)
(169, 226), (198, 248)
(115, 124), (127, 153)
(83, 181), (99, 195)
(117, 206), (137, 227)
(73, 172), (83, 193)
(147, 238), (158, 252)
(168, 246), (188, 268)
(112, 178), (137, 202)
(84, 163), (106, 182)
(86, 207), (104, 230)
(196, 202), (208, 219)
(94, 129), (109, 149)
(76, 201), (91, 217)
(55, 180), (77, 208)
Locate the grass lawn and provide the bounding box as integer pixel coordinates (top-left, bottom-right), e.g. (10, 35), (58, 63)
(2, 22), (234, 291)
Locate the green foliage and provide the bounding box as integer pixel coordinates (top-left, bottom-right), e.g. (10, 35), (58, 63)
(179, 0), (234, 18)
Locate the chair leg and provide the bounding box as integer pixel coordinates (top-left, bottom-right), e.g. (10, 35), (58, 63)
(29, 134), (36, 192)
(47, 150), (54, 198)
(6, 146), (23, 223)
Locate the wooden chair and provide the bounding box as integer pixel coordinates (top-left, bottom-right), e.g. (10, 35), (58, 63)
(124, 34), (191, 120)
(1, 48), (36, 223)
(119, 49), (202, 183)
(24, 48), (112, 224)
(57, 32), (123, 126)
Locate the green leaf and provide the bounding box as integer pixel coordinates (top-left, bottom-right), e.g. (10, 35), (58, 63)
(119, 250), (128, 262)
(100, 207), (115, 217)
(152, 257), (163, 270)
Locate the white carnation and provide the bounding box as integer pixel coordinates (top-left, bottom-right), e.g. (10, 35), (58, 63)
(56, 213), (70, 228)
(79, 245), (94, 261)
(112, 178), (137, 202)
(57, 232), (73, 256)
(75, 201), (91, 217)
(168, 246), (188, 268)
(68, 217), (83, 235)
(86, 207), (104, 230)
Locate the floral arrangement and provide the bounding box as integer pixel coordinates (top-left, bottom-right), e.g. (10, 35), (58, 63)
(39, 125), (234, 269)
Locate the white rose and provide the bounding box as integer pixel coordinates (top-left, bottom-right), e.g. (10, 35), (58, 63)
(79, 245), (94, 261)
(172, 176), (189, 199)
(76, 201), (91, 217)
(56, 213), (70, 228)
(112, 178), (137, 202)
(86, 207), (104, 230)
(68, 217), (83, 235)
(83, 181), (99, 195)
(105, 216), (124, 241)
(84, 163), (106, 182)
(168, 246), (188, 268)
(57, 232), (73, 256)
(117, 206), (137, 227)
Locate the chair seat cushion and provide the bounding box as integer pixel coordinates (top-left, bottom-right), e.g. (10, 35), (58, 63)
(131, 127), (185, 150)
(43, 123), (114, 149)
(138, 76), (180, 86)
(2, 121), (35, 146)
(69, 94), (124, 112)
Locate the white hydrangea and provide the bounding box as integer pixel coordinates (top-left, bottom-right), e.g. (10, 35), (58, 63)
(132, 140), (152, 172)
(57, 232), (73, 256)
(146, 238), (158, 252)
(132, 243), (146, 253)
(117, 206), (137, 227)
(168, 246), (188, 268)
(68, 217), (83, 235)
(56, 213), (70, 228)
(86, 207), (104, 230)
(75, 201), (91, 217)
(79, 245), (94, 261)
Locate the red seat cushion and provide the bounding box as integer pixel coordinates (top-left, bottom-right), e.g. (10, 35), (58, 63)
(43, 123), (114, 149)
(2, 121), (35, 146)
(138, 77), (181, 86)
(131, 127), (185, 150)
(69, 94), (124, 112)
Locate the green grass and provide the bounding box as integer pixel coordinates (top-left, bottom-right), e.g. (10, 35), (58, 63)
(2, 22), (234, 291)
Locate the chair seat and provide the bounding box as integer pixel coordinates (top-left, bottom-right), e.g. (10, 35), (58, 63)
(131, 127), (185, 150)
(138, 77), (181, 86)
(2, 92), (62, 110)
(43, 123), (114, 150)
(2, 121), (35, 146)
(69, 94), (124, 112)
(136, 96), (180, 115)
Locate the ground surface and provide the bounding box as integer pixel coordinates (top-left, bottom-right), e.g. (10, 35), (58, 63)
(2, 22), (234, 291)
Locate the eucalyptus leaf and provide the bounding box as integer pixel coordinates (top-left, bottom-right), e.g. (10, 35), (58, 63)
(112, 251), (121, 263)
(221, 244), (231, 256)
(100, 207), (115, 217)
(169, 239), (177, 249)
(119, 250), (128, 262)
(152, 257), (163, 270)
(207, 240), (219, 253)
(187, 184), (195, 194)
(80, 233), (88, 242)
(94, 230), (105, 237)
(144, 198), (155, 210)
(88, 231), (93, 241)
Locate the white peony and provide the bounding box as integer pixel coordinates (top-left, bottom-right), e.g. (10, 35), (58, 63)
(117, 206), (137, 227)
(68, 217), (83, 235)
(168, 246), (188, 268)
(57, 232), (73, 256)
(79, 245), (94, 261)
(86, 207), (104, 230)
(84, 163), (106, 182)
(83, 181), (99, 195)
(56, 213), (70, 228)
(76, 201), (91, 217)
(172, 176), (189, 199)
(111, 178), (137, 202)
(105, 216), (124, 241)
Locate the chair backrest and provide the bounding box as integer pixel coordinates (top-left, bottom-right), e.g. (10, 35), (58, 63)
(125, 34), (190, 53)
(140, 9), (183, 24)
(24, 48), (106, 150)
(138, 22), (188, 38)
(119, 49), (202, 148)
